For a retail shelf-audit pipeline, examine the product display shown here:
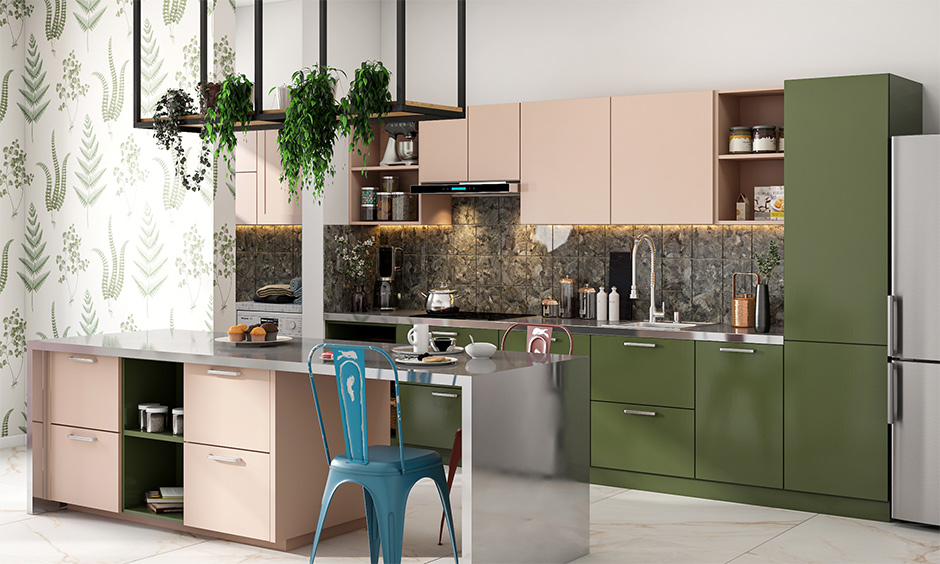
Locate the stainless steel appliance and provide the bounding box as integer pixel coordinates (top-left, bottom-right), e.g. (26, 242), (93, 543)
(422, 284), (459, 313)
(374, 246), (403, 311)
(888, 134), (940, 526)
(234, 303), (303, 337)
(410, 181), (519, 195)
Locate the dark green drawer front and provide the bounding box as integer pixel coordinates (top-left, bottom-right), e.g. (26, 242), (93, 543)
(695, 342), (783, 489)
(395, 325), (499, 350)
(591, 335), (694, 408)
(591, 400), (694, 478)
(500, 328), (590, 356)
(398, 383), (461, 450)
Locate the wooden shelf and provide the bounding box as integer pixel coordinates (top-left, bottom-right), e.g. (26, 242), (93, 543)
(718, 152), (784, 161)
(124, 429), (183, 444)
(351, 165), (420, 172)
(717, 220), (785, 226)
(124, 505), (184, 524)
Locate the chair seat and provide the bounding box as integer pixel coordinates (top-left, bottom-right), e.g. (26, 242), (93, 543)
(331, 445), (443, 475)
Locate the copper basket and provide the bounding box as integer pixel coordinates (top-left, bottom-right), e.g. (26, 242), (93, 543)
(732, 272), (760, 328)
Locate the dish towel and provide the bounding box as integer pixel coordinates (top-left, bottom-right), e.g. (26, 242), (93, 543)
(289, 277), (303, 305)
(255, 284), (293, 298)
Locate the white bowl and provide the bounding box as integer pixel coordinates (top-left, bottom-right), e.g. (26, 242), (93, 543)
(465, 342), (497, 359)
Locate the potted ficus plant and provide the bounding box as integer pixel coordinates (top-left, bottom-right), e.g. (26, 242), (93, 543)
(152, 88), (211, 192)
(754, 240), (781, 333)
(202, 73), (254, 176)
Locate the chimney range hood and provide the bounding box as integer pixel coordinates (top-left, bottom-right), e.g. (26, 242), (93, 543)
(410, 181), (519, 195)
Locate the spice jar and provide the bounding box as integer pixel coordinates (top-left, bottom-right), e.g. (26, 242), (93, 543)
(541, 298), (559, 318)
(361, 187), (376, 206)
(751, 125), (777, 153)
(145, 405), (168, 433)
(138, 403), (160, 431)
(559, 275), (577, 318)
(171, 407), (184, 436)
(578, 284), (597, 320)
(376, 193), (392, 221)
(361, 204), (376, 221)
(729, 126), (753, 154)
(381, 176), (398, 193)
(777, 126), (784, 152)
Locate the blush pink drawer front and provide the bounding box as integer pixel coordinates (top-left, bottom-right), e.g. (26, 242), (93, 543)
(184, 442), (271, 541)
(184, 364), (271, 453)
(48, 352), (120, 432)
(47, 424), (119, 512)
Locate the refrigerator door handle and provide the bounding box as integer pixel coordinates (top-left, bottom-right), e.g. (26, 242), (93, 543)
(887, 294), (897, 358)
(887, 361), (897, 425)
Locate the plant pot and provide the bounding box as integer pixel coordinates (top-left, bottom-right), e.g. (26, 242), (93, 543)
(199, 82), (221, 111)
(351, 283), (368, 313)
(755, 283), (770, 333)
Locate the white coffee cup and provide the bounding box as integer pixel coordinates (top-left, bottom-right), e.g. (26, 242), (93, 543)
(407, 324), (430, 353)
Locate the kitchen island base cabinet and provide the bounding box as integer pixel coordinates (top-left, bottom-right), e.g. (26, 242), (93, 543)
(591, 401), (694, 478)
(47, 424), (120, 513)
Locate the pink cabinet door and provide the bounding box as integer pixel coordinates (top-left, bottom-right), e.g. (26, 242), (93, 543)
(235, 131), (258, 173)
(184, 364), (271, 453)
(184, 442), (271, 541)
(235, 172), (258, 224)
(520, 97), (611, 225)
(469, 103), (520, 181)
(48, 352), (120, 432)
(419, 118), (468, 183)
(47, 424), (119, 512)
(611, 91), (714, 224)
(260, 131), (302, 224)
(32, 421), (44, 499)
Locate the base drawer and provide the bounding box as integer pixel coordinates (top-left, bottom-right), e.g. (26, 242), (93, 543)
(591, 400), (694, 478)
(398, 383), (461, 449)
(47, 424), (119, 512)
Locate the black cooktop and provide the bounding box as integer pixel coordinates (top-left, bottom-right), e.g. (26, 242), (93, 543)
(414, 311), (525, 321)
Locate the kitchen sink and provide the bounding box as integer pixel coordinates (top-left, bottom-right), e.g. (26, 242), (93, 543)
(598, 321), (706, 330)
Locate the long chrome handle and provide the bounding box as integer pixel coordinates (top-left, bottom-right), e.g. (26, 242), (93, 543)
(206, 369), (241, 377)
(67, 434), (96, 442)
(431, 392), (458, 398)
(623, 342), (656, 348)
(207, 454), (241, 463)
(431, 331), (458, 337)
(719, 347), (755, 354)
(887, 295), (897, 358)
(623, 409), (657, 417)
(67, 356), (95, 364)
(887, 362), (897, 425)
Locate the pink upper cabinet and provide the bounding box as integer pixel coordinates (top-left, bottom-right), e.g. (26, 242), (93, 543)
(419, 118), (468, 183)
(468, 103), (520, 181)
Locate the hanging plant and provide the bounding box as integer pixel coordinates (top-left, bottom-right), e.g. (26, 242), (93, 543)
(202, 74), (254, 176)
(340, 60), (392, 169)
(151, 88), (211, 192)
(277, 65), (344, 203)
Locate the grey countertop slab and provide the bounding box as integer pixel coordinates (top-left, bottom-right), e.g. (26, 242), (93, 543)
(324, 311), (784, 345)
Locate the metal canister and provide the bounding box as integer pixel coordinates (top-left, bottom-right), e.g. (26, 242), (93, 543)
(541, 298), (559, 318)
(729, 126), (753, 154)
(731, 272), (760, 328)
(559, 275), (577, 318)
(579, 284), (597, 320)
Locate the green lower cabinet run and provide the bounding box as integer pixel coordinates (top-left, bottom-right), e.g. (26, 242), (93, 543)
(695, 342), (783, 489)
(500, 328), (590, 356)
(591, 336), (694, 408)
(591, 400), (694, 478)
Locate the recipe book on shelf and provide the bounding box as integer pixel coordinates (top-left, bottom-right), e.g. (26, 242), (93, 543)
(158, 487), (183, 501)
(145, 490), (183, 506)
(147, 503), (183, 514)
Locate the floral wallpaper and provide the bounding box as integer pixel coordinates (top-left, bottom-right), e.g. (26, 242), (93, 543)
(0, 0), (238, 442)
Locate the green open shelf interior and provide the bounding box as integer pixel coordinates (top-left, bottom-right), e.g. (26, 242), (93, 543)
(123, 505), (184, 524)
(123, 429), (183, 443)
(122, 358), (183, 430)
(122, 434), (184, 514)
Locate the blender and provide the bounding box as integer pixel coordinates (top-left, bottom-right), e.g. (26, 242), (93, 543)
(374, 246), (403, 310)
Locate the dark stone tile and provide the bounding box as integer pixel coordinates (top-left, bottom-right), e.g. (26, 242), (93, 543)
(292, 254), (303, 282)
(477, 256), (501, 286)
(401, 226), (426, 255)
(377, 225), (402, 248)
(506, 224), (531, 256)
(579, 257), (608, 288)
(607, 225), (634, 253)
(523, 287), (543, 316)
(693, 225), (722, 259)
(477, 286), (502, 313)
(691, 259), (722, 303)
(499, 197), (521, 225)
(723, 225), (753, 260)
(530, 256), (554, 291)
(472, 198), (500, 226)
(451, 284), (477, 312)
(552, 256), (580, 286)
(662, 258), (692, 293)
(552, 225), (578, 257)
(663, 225), (692, 258)
(500, 285), (528, 315)
(477, 226), (503, 257)
(502, 256), (530, 286)
(257, 252), (295, 286)
(235, 254), (255, 303)
(423, 226), (452, 255)
(663, 290), (693, 321)
(449, 225), (473, 255)
(426, 255), (452, 288)
(453, 255), (476, 285)
(633, 225), (663, 256)
(292, 225), (302, 248)
(753, 224), (785, 260)
(691, 293), (722, 325)
(452, 199), (475, 225)
(235, 225), (251, 253)
(577, 225), (608, 257)
(272, 225), (295, 251)
(529, 225), (552, 256)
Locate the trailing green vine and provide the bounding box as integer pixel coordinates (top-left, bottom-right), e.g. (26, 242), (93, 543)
(340, 60), (391, 168)
(152, 88), (210, 192)
(202, 73), (253, 178)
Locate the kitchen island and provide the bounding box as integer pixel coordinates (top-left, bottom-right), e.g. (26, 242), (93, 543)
(26, 330), (590, 564)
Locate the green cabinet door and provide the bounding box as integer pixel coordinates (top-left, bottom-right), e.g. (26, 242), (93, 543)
(591, 335), (694, 408)
(695, 342), (783, 489)
(591, 400), (694, 478)
(784, 74), (922, 345)
(397, 383), (462, 450)
(500, 328), (590, 356)
(784, 341), (888, 501)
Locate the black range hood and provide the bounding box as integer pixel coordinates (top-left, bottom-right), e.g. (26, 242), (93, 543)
(410, 181), (519, 195)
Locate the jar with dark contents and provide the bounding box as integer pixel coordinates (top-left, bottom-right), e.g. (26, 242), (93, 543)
(777, 126), (784, 152)
(138, 403), (159, 431)
(729, 126), (752, 154)
(376, 193), (392, 221)
(171, 407), (184, 436)
(145, 405), (168, 433)
(751, 125), (777, 153)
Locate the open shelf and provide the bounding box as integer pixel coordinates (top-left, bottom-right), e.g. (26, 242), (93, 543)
(123, 429), (183, 444)
(123, 505), (184, 524)
(718, 152), (784, 161)
(717, 220), (784, 226)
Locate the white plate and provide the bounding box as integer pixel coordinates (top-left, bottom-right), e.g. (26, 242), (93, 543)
(215, 335), (293, 347)
(394, 355), (459, 366)
(392, 345), (464, 355)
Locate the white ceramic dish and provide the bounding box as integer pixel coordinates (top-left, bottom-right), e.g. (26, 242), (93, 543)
(215, 335), (292, 347)
(392, 345), (464, 355)
(465, 342), (497, 359)
(394, 355), (458, 366)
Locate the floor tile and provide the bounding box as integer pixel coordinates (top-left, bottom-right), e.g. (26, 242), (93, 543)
(0, 446), (26, 487)
(0, 481), (35, 526)
(590, 484), (626, 504)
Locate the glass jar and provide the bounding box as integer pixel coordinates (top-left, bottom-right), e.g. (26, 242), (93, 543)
(390, 192), (415, 221)
(360, 204), (376, 221)
(559, 275), (577, 318)
(361, 187), (376, 206)
(751, 125), (778, 153)
(376, 193), (392, 221)
(171, 407), (184, 436)
(578, 284), (597, 320)
(729, 126), (752, 154)
(138, 403), (160, 431)
(541, 298), (559, 318)
(381, 176), (398, 193)
(777, 126), (784, 152)
(145, 405), (168, 433)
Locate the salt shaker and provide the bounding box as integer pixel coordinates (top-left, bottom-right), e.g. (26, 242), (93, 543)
(596, 286), (608, 322)
(609, 286), (620, 322)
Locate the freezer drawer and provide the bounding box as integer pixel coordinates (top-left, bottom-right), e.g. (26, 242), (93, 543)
(891, 361), (940, 525)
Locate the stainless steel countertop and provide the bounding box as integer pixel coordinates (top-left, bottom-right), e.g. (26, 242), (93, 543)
(324, 311), (784, 345)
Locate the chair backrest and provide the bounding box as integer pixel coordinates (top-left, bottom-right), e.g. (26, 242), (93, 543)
(499, 323), (574, 355)
(307, 343), (406, 471)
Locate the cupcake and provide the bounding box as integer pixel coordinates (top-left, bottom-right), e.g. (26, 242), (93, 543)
(260, 322), (279, 341)
(250, 326), (267, 342)
(227, 325), (246, 342)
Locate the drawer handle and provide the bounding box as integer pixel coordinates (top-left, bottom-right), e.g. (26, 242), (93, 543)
(67, 356), (96, 364)
(719, 347), (755, 354)
(67, 434), (96, 442)
(431, 392), (458, 398)
(206, 369), (241, 377)
(207, 454), (241, 463)
(623, 342), (656, 348)
(431, 331), (458, 337)
(551, 337), (558, 342)
(623, 409), (657, 417)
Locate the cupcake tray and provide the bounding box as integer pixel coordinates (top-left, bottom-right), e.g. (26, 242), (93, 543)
(215, 336), (293, 347)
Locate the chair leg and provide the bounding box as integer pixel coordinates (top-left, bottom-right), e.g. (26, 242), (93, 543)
(439, 428), (462, 545)
(430, 466), (460, 563)
(363, 489), (381, 564)
(370, 485), (411, 564)
(310, 472), (343, 564)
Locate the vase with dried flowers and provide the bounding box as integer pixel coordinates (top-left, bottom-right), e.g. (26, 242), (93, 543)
(334, 234), (375, 312)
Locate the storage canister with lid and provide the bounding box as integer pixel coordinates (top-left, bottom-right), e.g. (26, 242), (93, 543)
(390, 193), (417, 221)
(729, 126), (753, 154)
(559, 275), (577, 318)
(381, 176), (398, 192)
(777, 126), (784, 152)
(376, 193), (392, 220)
(138, 403), (160, 431)
(579, 284), (597, 320)
(361, 204), (376, 221)
(541, 298), (559, 318)
(361, 187), (376, 206)
(145, 405), (168, 433)
(751, 125), (777, 153)
(171, 407), (184, 436)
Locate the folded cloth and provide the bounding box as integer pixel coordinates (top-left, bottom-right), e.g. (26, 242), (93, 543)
(289, 277), (302, 293)
(256, 284), (293, 297)
(252, 294), (295, 304)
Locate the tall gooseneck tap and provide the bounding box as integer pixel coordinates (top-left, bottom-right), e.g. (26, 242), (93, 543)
(630, 234), (665, 323)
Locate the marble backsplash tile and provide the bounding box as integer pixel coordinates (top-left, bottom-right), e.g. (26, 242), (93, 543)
(323, 199), (785, 328)
(235, 225), (303, 303)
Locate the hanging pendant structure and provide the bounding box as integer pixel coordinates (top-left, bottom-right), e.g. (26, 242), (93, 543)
(132, 0), (466, 131)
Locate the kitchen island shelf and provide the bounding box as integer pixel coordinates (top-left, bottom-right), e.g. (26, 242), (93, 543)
(123, 505), (184, 524)
(123, 429), (183, 444)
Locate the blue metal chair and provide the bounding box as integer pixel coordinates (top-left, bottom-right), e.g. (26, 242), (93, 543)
(306, 343), (459, 564)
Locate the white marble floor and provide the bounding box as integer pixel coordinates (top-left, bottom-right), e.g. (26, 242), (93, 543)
(1, 446), (937, 564)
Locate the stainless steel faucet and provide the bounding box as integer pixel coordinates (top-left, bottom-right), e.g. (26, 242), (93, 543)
(630, 234), (665, 323)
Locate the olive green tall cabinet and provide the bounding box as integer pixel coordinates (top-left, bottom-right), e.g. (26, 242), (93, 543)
(784, 74), (923, 515)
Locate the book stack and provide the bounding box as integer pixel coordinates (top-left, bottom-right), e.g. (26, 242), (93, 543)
(145, 487), (183, 514)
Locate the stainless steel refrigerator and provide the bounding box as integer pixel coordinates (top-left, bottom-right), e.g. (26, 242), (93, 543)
(888, 134), (940, 526)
